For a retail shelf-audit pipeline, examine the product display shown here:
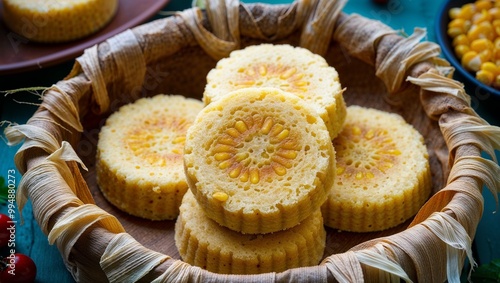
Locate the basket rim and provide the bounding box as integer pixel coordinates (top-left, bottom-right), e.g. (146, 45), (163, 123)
(6, 0), (498, 282)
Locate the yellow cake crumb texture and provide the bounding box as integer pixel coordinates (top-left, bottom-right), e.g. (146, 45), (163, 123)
(204, 44), (346, 140)
(184, 87), (336, 234)
(2, 0), (118, 43)
(175, 190), (326, 275)
(90, 43), (433, 275)
(96, 95), (204, 220)
(321, 105), (432, 232)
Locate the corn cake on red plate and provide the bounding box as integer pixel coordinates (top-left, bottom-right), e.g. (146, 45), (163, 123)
(0, 0), (170, 75)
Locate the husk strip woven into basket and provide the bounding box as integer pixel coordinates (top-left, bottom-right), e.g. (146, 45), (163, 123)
(5, 0), (500, 282)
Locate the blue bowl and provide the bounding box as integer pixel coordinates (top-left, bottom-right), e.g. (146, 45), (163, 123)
(435, 0), (500, 105)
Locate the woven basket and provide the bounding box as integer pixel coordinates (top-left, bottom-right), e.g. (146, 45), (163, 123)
(6, 0), (500, 282)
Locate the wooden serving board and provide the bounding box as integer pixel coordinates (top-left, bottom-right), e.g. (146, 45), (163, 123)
(77, 42), (447, 264)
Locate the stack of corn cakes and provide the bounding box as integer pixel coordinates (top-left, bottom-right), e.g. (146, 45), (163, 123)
(178, 44), (345, 274)
(95, 44), (432, 275)
(179, 44), (431, 274)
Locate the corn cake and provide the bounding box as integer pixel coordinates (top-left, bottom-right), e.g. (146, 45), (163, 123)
(184, 87), (336, 234)
(96, 95), (204, 220)
(321, 105), (432, 232)
(175, 190), (326, 274)
(204, 43), (346, 140)
(2, 0), (118, 43)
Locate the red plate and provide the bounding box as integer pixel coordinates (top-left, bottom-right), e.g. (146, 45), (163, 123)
(0, 0), (171, 75)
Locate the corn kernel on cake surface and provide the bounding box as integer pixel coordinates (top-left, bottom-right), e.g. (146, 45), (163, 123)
(321, 105), (432, 232)
(184, 87), (336, 234)
(96, 95), (204, 220)
(2, 0), (118, 43)
(175, 190), (326, 275)
(204, 43), (346, 140)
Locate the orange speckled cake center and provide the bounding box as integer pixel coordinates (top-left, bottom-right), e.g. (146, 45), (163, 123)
(334, 123), (402, 181)
(212, 115), (300, 184)
(233, 64), (309, 97)
(125, 116), (191, 166)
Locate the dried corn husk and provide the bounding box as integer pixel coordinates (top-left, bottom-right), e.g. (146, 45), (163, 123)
(4, 0), (500, 282)
(101, 233), (169, 283)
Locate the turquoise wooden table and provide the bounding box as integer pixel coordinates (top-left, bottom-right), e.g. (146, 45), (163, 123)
(1, 0), (499, 282)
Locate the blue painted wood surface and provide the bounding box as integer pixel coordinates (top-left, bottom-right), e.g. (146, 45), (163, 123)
(1, 0), (498, 282)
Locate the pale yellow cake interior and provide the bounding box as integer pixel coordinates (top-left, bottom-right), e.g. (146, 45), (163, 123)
(175, 190), (326, 274)
(321, 105), (432, 232)
(204, 44), (346, 140)
(96, 95), (204, 220)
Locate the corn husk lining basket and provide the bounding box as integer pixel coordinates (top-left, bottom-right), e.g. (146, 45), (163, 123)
(5, 0), (500, 282)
